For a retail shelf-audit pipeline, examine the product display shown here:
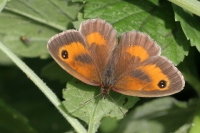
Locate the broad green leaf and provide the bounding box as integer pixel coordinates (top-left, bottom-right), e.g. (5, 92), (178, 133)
(0, 0), (82, 59)
(114, 97), (197, 133)
(0, 99), (37, 133)
(0, 0), (7, 12)
(73, 13), (87, 29)
(76, 0), (189, 65)
(62, 80), (139, 132)
(99, 117), (118, 133)
(172, 4), (200, 52)
(0, 0), (11, 65)
(169, 0), (200, 17)
(72, 0), (86, 2)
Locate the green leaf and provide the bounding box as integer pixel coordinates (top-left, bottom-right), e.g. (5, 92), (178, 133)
(169, 0), (200, 17)
(172, 4), (200, 52)
(0, 0), (7, 12)
(73, 13), (88, 29)
(72, 0), (86, 2)
(0, 0), (11, 65)
(0, 0), (82, 58)
(99, 117), (118, 133)
(62, 80), (139, 132)
(114, 97), (197, 133)
(0, 99), (37, 133)
(77, 0), (189, 65)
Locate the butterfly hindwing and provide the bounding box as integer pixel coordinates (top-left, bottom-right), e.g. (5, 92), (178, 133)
(111, 31), (184, 97)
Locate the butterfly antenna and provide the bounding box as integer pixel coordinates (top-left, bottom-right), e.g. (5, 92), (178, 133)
(80, 93), (102, 106)
(108, 94), (126, 116)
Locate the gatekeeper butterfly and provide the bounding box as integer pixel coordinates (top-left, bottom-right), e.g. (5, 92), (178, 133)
(47, 18), (184, 98)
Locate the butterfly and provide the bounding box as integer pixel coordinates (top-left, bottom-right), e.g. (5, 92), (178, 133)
(47, 18), (184, 98)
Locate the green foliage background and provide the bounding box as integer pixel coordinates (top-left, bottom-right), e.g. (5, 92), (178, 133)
(0, 0), (200, 133)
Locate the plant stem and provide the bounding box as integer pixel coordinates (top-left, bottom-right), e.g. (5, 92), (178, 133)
(0, 42), (87, 133)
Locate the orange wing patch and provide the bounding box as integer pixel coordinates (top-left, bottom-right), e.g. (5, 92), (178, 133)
(58, 42), (88, 69)
(86, 32), (106, 46)
(114, 76), (146, 91)
(137, 64), (170, 91)
(126, 45), (150, 62)
(58, 42), (99, 84)
(114, 64), (170, 93)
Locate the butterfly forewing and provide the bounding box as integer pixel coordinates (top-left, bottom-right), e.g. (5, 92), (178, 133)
(79, 18), (118, 80)
(47, 30), (100, 85)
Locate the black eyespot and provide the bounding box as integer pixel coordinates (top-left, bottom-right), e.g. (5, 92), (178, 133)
(61, 50), (68, 59)
(158, 80), (167, 88)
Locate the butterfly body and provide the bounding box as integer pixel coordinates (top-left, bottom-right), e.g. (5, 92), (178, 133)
(47, 18), (184, 97)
